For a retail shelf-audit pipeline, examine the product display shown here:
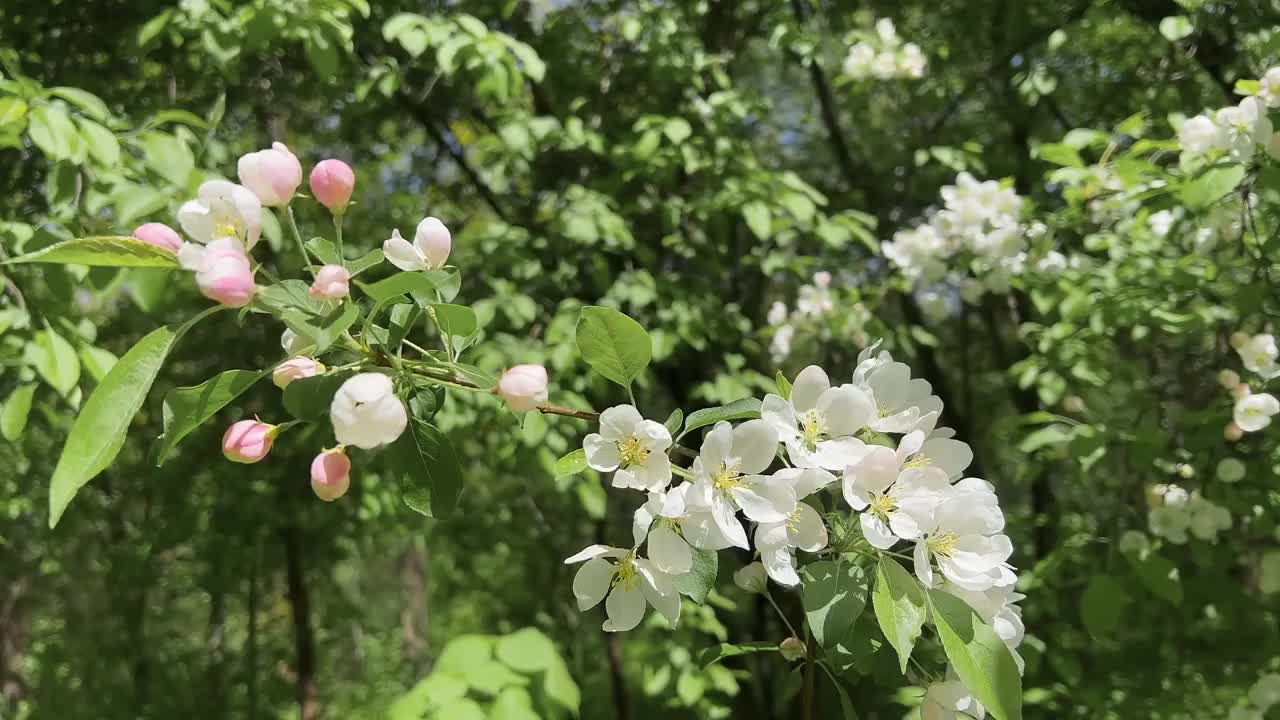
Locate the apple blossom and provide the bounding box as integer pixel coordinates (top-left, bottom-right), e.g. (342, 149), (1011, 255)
(912, 478), (1013, 590)
(1259, 67), (1280, 107)
(310, 447), (352, 501)
(384, 217), (451, 271)
(222, 419), (276, 464)
(496, 364), (549, 413)
(1219, 369), (1241, 389)
(195, 238), (256, 308)
(1234, 392), (1279, 432)
(273, 357), (325, 389)
(565, 545), (680, 632)
(686, 420), (795, 549)
(1235, 333), (1280, 378)
(177, 180), (263, 249)
(237, 142), (302, 207)
(132, 222), (182, 252)
(1178, 114), (1223, 156)
(309, 159), (355, 213)
(843, 446), (951, 550)
(309, 264), (351, 300)
(762, 365), (873, 470)
(1233, 382), (1253, 401)
(329, 373), (408, 449)
(860, 359), (943, 433)
(1216, 97), (1272, 161)
(755, 468), (837, 585)
(583, 404), (673, 492)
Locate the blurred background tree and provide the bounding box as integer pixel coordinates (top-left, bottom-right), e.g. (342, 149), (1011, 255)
(2, 0), (1279, 718)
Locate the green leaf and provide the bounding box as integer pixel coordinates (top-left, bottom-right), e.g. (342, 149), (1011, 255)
(27, 104), (76, 160)
(1158, 15), (1194, 41)
(801, 558), (870, 648)
(1181, 164), (1246, 210)
(29, 328), (80, 395)
(696, 641), (779, 667)
(554, 449), (587, 478)
(346, 248), (384, 276)
(742, 201), (771, 240)
(282, 301), (359, 354)
(431, 303), (479, 350)
(1080, 575), (1129, 638)
(3, 236), (181, 268)
(283, 370), (357, 422)
(775, 370), (792, 400)
(141, 132), (194, 187)
(871, 556), (927, 673)
(359, 272), (439, 304)
(680, 398), (762, 438)
(75, 118), (120, 166)
(1035, 143), (1084, 168)
(574, 306), (652, 389)
(305, 237), (341, 265)
(672, 547), (718, 604)
(663, 408), (683, 436)
(928, 589), (1023, 720)
(494, 628), (558, 672)
(1, 384), (36, 442)
(48, 322), (189, 528)
(1128, 552), (1182, 606)
(0, 97), (29, 128)
(663, 117), (692, 144)
(78, 346), (119, 382)
(155, 369), (269, 465)
(389, 418), (464, 517)
(48, 87), (110, 121)
(254, 280), (325, 316)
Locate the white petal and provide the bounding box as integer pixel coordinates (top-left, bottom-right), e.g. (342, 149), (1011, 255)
(867, 361), (911, 411)
(711, 496), (749, 549)
(699, 421), (734, 470)
(633, 453), (672, 492)
(819, 385), (875, 436)
(847, 445), (899, 495)
(572, 558), (614, 611)
(731, 419), (779, 474)
(896, 430), (926, 462)
(648, 526), (693, 574)
(760, 543), (800, 586)
(732, 476), (797, 522)
(681, 510), (736, 550)
(914, 540), (935, 587)
(635, 420), (673, 451)
(761, 394), (801, 440)
(776, 467), (836, 499)
(814, 437), (869, 470)
(754, 520), (790, 549)
(659, 484), (689, 517)
(790, 503), (828, 552)
(632, 504), (656, 546)
(598, 404), (644, 441)
(603, 583), (646, 632)
(637, 563), (681, 625)
(177, 200), (214, 243)
(860, 512), (898, 549)
(565, 544), (627, 564)
(791, 365), (831, 412)
(382, 231), (425, 271)
(583, 434), (621, 471)
(920, 438), (973, 478)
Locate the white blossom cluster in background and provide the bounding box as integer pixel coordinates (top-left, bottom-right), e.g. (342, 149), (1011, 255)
(1178, 66), (1280, 165)
(1228, 672), (1280, 720)
(564, 344), (1025, 711)
(842, 19), (927, 81)
(1146, 483), (1232, 544)
(765, 271), (871, 362)
(883, 173), (1062, 300)
(1225, 333), (1280, 439)
(1146, 204), (1241, 254)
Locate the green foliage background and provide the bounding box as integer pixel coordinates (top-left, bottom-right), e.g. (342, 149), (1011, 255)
(1, 0), (1279, 718)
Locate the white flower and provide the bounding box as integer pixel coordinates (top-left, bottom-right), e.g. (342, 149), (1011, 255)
(383, 217), (452, 271)
(870, 52), (899, 79)
(762, 365), (874, 470)
(875, 18), (899, 47)
(686, 420), (794, 549)
(1216, 457), (1246, 483)
(1117, 530), (1150, 555)
(177, 180), (263, 250)
(1178, 114), (1223, 156)
(630, 489), (698, 575)
(860, 360), (943, 433)
(921, 678), (985, 720)
(770, 324), (795, 362)
(1234, 392), (1279, 432)
(843, 42), (876, 79)
(1216, 97), (1272, 161)
(1259, 66), (1280, 108)
(754, 468), (837, 586)
(767, 301), (789, 325)
(1236, 334), (1280, 379)
(583, 405), (673, 492)
(734, 562), (768, 593)
(898, 42), (927, 78)
(565, 545), (680, 631)
(912, 478), (1013, 591)
(329, 373), (408, 449)
(843, 444), (951, 549)
(1147, 210), (1175, 238)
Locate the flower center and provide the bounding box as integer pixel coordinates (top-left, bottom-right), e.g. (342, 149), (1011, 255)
(712, 463), (744, 492)
(877, 401), (894, 418)
(800, 410), (825, 452)
(869, 493), (897, 520)
(214, 222), (241, 239)
(611, 554), (640, 592)
(927, 531), (959, 558)
(903, 453), (931, 469)
(619, 436), (650, 468)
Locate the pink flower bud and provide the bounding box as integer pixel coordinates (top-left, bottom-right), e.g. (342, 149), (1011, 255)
(311, 448), (351, 501)
(1233, 383), (1253, 401)
(195, 239), (256, 307)
(237, 142), (302, 207)
(1225, 422), (1244, 442)
(1218, 369), (1241, 389)
(273, 357), (325, 389)
(416, 217), (451, 268)
(309, 159), (355, 213)
(132, 222), (182, 252)
(222, 419), (276, 463)
(1231, 332), (1251, 350)
(309, 264), (350, 300)
(497, 364), (548, 413)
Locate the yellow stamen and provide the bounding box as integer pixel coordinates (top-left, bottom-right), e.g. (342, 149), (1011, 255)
(903, 453), (931, 469)
(927, 531), (959, 558)
(712, 463), (745, 492)
(619, 436), (650, 468)
(214, 222), (240, 239)
(611, 553), (640, 591)
(800, 410), (825, 452)
(869, 493), (897, 520)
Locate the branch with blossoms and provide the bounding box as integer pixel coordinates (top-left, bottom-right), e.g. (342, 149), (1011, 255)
(18, 140), (1028, 719)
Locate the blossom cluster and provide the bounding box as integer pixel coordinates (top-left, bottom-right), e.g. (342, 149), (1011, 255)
(1224, 333), (1280, 439)
(564, 344), (1025, 711)
(764, 271), (870, 362)
(1146, 483), (1232, 544)
(842, 19), (927, 81)
(883, 173), (1058, 300)
(1178, 66), (1280, 165)
(127, 142), (551, 501)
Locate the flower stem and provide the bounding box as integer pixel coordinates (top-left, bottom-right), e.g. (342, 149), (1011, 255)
(764, 591), (800, 640)
(282, 205), (313, 276)
(333, 213), (345, 262)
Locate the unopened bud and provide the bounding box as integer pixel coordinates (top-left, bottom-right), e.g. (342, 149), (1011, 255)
(779, 636), (806, 662)
(222, 419), (276, 463)
(1231, 332), (1251, 350)
(309, 159), (355, 213)
(1234, 383), (1253, 401)
(133, 222), (183, 252)
(309, 264), (351, 300)
(496, 364), (549, 413)
(273, 357), (325, 389)
(1218, 369), (1241, 389)
(310, 447), (352, 501)
(1225, 422), (1244, 442)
